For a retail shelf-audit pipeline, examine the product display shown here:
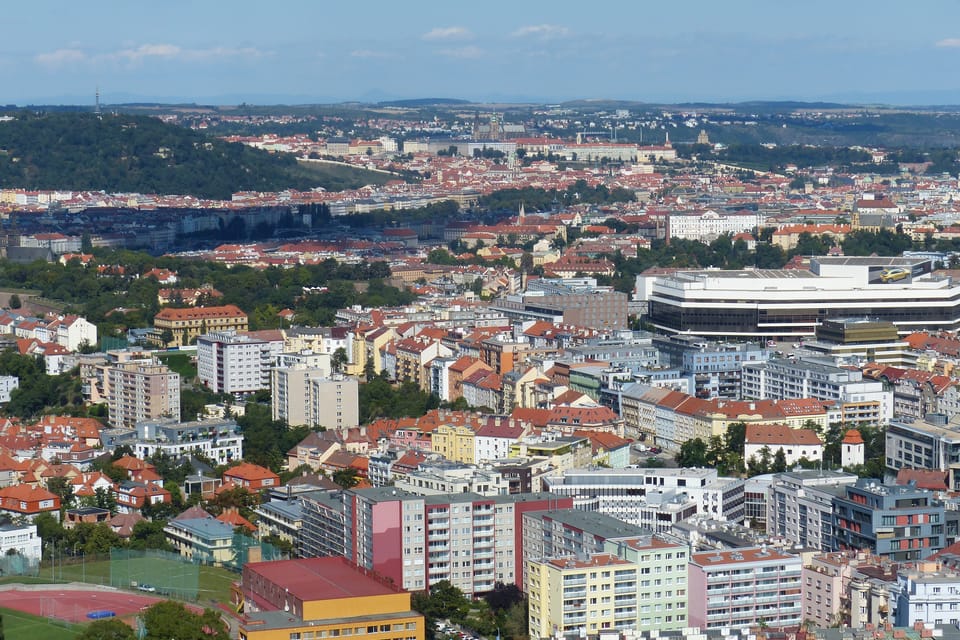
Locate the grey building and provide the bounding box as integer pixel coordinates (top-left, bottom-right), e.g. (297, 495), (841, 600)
(766, 470), (858, 551)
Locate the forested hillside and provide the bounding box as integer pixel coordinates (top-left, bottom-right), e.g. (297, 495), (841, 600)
(0, 112), (391, 199)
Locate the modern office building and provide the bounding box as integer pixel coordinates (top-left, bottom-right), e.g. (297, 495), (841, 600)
(543, 468), (745, 525)
(129, 417), (243, 464)
(237, 557), (425, 640)
(688, 547), (803, 631)
(886, 414), (960, 486)
(654, 335), (769, 400)
(833, 479), (945, 561)
(766, 470), (858, 551)
(492, 278), (629, 330)
(643, 256), (954, 339)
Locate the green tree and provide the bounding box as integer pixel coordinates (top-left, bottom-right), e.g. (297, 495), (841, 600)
(772, 448), (788, 473)
(78, 618), (136, 640)
(676, 438), (709, 467)
(7, 295), (20, 310)
(332, 468), (360, 489)
(46, 476), (75, 511)
(332, 347), (349, 374)
(143, 601), (229, 640)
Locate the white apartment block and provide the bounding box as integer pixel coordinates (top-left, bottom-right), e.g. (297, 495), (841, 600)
(197, 330), (281, 395)
(0, 522), (41, 563)
(742, 358), (893, 424)
(133, 418), (242, 464)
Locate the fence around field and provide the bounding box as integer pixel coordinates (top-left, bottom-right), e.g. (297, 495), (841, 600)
(109, 548), (200, 601)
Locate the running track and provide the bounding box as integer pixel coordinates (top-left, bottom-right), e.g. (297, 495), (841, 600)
(1, 588), (162, 623)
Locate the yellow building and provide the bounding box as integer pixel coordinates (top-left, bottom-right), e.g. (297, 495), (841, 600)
(526, 553), (637, 638)
(238, 557), (425, 640)
(151, 304), (248, 347)
(430, 423), (476, 464)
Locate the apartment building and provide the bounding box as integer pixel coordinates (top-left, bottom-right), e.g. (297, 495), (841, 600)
(522, 510), (647, 570)
(197, 330), (282, 395)
(885, 414), (960, 485)
(130, 417), (243, 464)
(271, 363), (359, 429)
(688, 547), (802, 631)
(106, 360), (180, 428)
(766, 470), (858, 551)
(833, 479), (945, 561)
(527, 553), (639, 638)
(895, 568), (960, 626)
(742, 357), (892, 425)
(151, 304), (248, 347)
(393, 462), (509, 497)
(300, 487), (570, 595)
(653, 334), (769, 400)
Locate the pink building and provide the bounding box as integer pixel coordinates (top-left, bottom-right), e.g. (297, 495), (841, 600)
(688, 547), (802, 631)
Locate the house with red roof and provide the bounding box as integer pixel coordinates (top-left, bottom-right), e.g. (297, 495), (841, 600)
(0, 484), (60, 520)
(114, 481), (171, 515)
(744, 424), (823, 466)
(223, 463), (280, 492)
(573, 430), (632, 468)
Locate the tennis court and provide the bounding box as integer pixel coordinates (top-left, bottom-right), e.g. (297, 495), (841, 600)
(1, 587), (160, 623)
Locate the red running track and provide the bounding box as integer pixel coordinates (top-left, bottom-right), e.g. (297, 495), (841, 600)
(1, 588), (162, 623)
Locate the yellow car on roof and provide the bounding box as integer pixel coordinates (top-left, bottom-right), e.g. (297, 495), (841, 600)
(880, 267), (910, 283)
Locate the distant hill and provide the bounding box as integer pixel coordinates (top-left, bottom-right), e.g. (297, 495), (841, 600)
(0, 112), (396, 199)
(377, 98), (471, 107)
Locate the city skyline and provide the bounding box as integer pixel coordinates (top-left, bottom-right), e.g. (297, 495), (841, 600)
(6, 1), (960, 106)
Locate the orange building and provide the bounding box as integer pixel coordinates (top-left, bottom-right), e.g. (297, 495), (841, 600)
(237, 557), (425, 640)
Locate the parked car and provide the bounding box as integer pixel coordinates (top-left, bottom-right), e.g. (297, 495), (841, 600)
(137, 584), (156, 593)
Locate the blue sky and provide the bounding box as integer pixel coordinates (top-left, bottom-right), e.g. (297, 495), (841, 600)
(6, 0), (960, 105)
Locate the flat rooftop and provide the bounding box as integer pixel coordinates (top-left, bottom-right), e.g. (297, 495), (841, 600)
(245, 557), (400, 601)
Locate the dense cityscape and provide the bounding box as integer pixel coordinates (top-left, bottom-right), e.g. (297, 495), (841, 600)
(9, 5), (960, 640)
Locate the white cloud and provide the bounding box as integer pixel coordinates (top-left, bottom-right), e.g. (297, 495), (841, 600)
(422, 26), (472, 41)
(511, 24), (570, 39)
(350, 49), (392, 59)
(34, 44), (267, 68)
(936, 38), (960, 48)
(34, 48), (87, 67)
(439, 46), (484, 59)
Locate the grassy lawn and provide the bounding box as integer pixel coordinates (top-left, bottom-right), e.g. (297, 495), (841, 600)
(156, 352), (197, 380)
(0, 606), (82, 639)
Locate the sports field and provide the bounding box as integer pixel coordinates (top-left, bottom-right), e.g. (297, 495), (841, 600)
(46, 555), (237, 604)
(0, 605), (83, 639)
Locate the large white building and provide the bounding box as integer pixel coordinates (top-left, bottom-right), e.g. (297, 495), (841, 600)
(0, 522), (41, 565)
(642, 256), (956, 340)
(543, 468), (745, 525)
(666, 210), (763, 243)
(742, 357), (893, 425)
(197, 330), (283, 396)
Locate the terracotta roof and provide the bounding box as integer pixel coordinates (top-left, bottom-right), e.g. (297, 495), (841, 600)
(745, 424), (822, 447)
(896, 468), (948, 491)
(154, 304), (247, 321)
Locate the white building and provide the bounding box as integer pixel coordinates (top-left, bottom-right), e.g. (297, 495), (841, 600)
(643, 256), (959, 339)
(544, 467), (745, 524)
(0, 376), (18, 403)
(896, 571), (960, 626)
(0, 522), (41, 564)
(392, 462), (509, 497)
(744, 424), (824, 466)
(133, 418), (242, 464)
(197, 330), (283, 396)
(271, 363), (359, 430)
(742, 357), (893, 425)
(666, 210), (762, 242)
(54, 315), (98, 351)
